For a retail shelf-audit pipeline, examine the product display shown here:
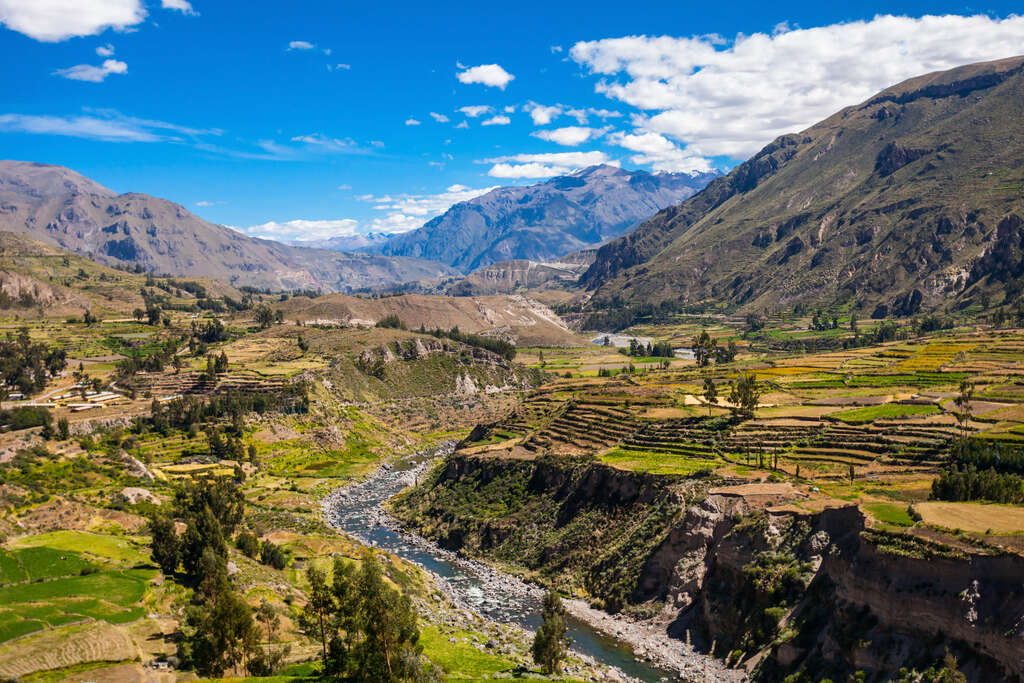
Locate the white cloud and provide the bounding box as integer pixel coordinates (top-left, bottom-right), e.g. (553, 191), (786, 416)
(404, 118), (421, 126)
(327, 63), (350, 71)
(0, 0), (146, 42)
(458, 105), (492, 118)
(429, 112), (449, 123)
(241, 218), (361, 242)
(456, 63), (515, 89)
(53, 58), (127, 83)
(0, 109), (227, 153)
(481, 115), (510, 126)
(483, 151), (614, 178)
(608, 131), (711, 173)
(160, 0), (194, 14)
(195, 200), (226, 207)
(524, 102), (562, 125)
(288, 40), (315, 50)
(0, 112), (161, 142)
(337, 184), (352, 190)
(503, 105), (515, 114)
(571, 14), (1024, 159)
(357, 184), (498, 233)
(289, 133), (359, 153)
(454, 121), (469, 129)
(96, 43), (114, 56)
(532, 126), (609, 146)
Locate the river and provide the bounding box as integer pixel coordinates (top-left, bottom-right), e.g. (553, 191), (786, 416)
(323, 444), (678, 682)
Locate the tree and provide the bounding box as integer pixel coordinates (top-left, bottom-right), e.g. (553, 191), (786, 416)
(532, 590), (569, 675)
(215, 351), (229, 374)
(57, 417), (70, 440)
(301, 566), (335, 671)
(250, 599), (288, 675)
(297, 335), (309, 353)
(745, 312), (765, 333)
(702, 376), (718, 417)
(728, 372), (761, 418)
(259, 540), (287, 569)
(146, 302), (162, 326)
(235, 530), (260, 559)
(354, 553), (423, 681)
(83, 309), (97, 326)
(185, 586), (259, 676)
(254, 304), (275, 329)
(691, 330), (714, 367)
(150, 513), (180, 576)
(133, 308), (145, 322)
(954, 379), (975, 440)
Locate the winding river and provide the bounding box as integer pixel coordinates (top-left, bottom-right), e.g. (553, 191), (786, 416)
(323, 444), (676, 682)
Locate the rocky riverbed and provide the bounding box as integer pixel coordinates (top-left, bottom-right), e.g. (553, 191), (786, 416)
(321, 443), (742, 682)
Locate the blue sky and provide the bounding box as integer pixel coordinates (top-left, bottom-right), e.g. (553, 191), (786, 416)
(2, 1), (1023, 242)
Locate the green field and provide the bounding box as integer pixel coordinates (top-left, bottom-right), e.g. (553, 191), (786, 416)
(832, 403), (942, 424)
(600, 448), (723, 476)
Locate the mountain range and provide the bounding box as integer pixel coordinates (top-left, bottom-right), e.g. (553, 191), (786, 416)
(0, 161), (454, 292)
(581, 56), (1024, 317)
(375, 165), (718, 273)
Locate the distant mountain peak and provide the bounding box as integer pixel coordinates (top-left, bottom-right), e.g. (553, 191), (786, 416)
(374, 165), (718, 273)
(0, 160), (454, 291)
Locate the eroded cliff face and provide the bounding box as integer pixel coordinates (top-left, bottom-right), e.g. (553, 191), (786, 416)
(392, 453), (1024, 681)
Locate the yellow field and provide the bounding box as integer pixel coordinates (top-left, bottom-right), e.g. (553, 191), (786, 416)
(916, 501), (1024, 534)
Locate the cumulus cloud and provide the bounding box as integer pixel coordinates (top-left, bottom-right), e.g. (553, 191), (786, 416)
(53, 58), (127, 83)
(481, 115), (511, 126)
(404, 118), (421, 126)
(608, 131), (712, 173)
(327, 63), (350, 71)
(0, 0), (146, 42)
(532, 126), (610, 146)
(458, 105), (492, 118)
(161, 0), (195, 14)
(357, 184), (498, 233)
(241, 218), (361, 242)
(483, 151), (614, 178)
(456, 63), (515, 89)
(429, 112), (449, 123)
(454, 121), (469, 129)
(523, 102), (620, 126)
(288, 40), (315, 50)
(524, 102), (563, 125)
(96, 43), (114, 56)
(571, 14), (1024, 159)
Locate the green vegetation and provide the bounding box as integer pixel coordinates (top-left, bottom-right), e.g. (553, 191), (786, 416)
(532, 591), (569, 675)
(833, 403), (941, 423)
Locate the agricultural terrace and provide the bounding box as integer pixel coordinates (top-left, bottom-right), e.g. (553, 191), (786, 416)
(463, 322), (1024, 557)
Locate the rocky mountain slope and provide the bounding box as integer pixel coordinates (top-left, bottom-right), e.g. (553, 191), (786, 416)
(581, 56), (1024, 317)
(377, 165), (717, 273)
(0, 161), (454, 292)
(445, 258), (591, 296)
(274, 292), (587, 346)
(393, 452), (1024, 681)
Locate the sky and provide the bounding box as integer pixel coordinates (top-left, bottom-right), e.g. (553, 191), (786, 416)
(1, 1), (1023, 243)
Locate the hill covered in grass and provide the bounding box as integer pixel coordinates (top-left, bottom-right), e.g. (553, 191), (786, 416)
(581, 56), (1024, 318)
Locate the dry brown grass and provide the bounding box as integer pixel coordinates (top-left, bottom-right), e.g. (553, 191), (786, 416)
(916, 501), (1024, 534)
